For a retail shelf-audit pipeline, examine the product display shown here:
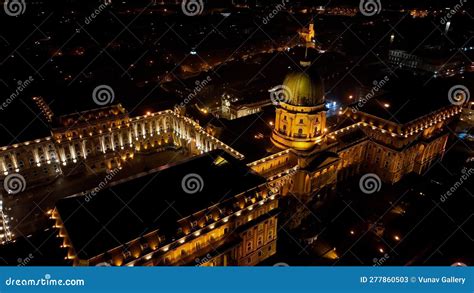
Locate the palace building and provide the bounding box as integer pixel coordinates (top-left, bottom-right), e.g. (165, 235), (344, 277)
(241, 54), (461, 200)
(0, 105), (243, 190)
(52, 150), (279, 266)
(0, 46), (463, 266)
(213, 92), (272, 120)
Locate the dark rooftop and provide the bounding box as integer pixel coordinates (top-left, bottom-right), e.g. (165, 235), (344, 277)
(336, 127), (367, 150)
(51, 104), (128, 130)
(43, 90), (112, 118)
(55, 150), (265, 259)
(355, 91), (454, 124)
(304, 151), (339, 172)
(0, 226), (67, 266)
(215, 107), (279, 163)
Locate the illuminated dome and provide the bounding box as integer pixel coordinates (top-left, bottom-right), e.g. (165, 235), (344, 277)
(283, 68), (325, 107)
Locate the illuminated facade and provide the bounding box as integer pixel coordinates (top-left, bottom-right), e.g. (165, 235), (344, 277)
(253, 62), (462, 197)
(52, 151), (279, 267)
(0, 105), (243, 190)
(389, 50), (462, 74)
(459, 101), (474, 125)
(271, 64), (327, 151)
(215, 93), (271, 120)
(0, 47), (463, 267)
(299, 19), (316, 48)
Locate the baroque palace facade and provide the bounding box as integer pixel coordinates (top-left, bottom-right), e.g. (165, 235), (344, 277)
(0, 58), (462, 266)
(0, 104), (243, 189)
(52, 152), (280, 267)
(249, 64), (461, 199)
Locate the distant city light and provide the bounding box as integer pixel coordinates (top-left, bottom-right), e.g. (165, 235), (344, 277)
(445, 21), (451, 34)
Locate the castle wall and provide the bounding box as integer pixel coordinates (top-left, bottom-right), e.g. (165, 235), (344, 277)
(0, 110), (244, 192)
(53, 185), (279, 267)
